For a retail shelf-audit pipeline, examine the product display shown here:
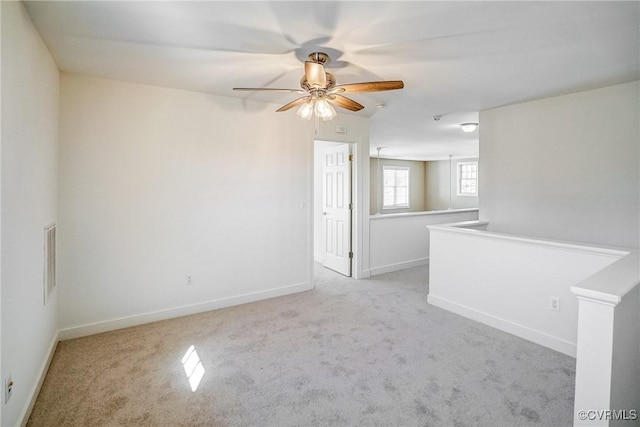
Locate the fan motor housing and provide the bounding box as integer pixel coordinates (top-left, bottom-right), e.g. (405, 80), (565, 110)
(300, 72), (335, 92)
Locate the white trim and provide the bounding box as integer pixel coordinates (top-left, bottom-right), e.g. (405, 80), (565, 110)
(307, 125), (316, 293)
(427, 294), (576, 357)
(19, 331), (59, 427)
(428, 222), (629, 258)
(351, 138), (365, 279)
(571, 250), (639, 305)
(314, 139), (356, 278)
(369, 257), (429, 276)
(370, 208), (479, 220)
(443, 220), (490, 229)
(360, 269), (372, 278)
(315, 135), (367, 280)
(59, 282), (313, 340)
(573, 293), (620, 307)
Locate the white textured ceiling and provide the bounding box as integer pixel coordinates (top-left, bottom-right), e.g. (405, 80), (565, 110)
(24, 1), (639, 160)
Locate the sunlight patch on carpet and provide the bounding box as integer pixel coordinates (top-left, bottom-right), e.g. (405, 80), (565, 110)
(181, 345), (205, 392)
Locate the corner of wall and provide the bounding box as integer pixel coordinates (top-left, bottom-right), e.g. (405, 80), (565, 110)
(1, 2), (60, 426)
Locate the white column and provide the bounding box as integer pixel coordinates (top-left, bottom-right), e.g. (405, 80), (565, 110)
(573, 295), (617, 427)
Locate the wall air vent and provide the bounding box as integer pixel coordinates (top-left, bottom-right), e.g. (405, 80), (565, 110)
(44, 223), (56, 304)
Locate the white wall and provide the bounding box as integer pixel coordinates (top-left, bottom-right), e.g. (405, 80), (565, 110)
(369, 209), (478, 276)
(425, 158), (479, 211)
(370, 158), (426, 214)
(58, 74), (315, 336)
(428, 223), (626, 356)
(1, 2), (59, 426)
(1, 4), (4, 424)
(479, 82), (639, 248)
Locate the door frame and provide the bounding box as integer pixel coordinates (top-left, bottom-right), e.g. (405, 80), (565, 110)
(313, 138), (368, 280)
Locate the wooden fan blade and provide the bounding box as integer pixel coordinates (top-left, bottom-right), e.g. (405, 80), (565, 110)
(233, 88), (306, 93)
(332, 81), (404, 94)
(328, 94), (364, 112)
(276, 96), (311, 112)
(305, 61), (327, 88)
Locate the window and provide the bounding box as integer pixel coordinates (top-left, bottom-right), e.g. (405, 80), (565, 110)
(457, 161), (478, 196)
(383, 166), (410, 209)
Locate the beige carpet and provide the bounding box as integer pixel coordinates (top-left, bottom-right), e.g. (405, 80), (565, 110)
(27, 265), (575, 426)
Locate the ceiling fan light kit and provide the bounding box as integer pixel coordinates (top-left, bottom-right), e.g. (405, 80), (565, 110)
(460, 122), (479, 132)
(234, 52), (404, 121)
(296, 99), (315, 120)
(295, 94), (337, 121)
(314, 98), (337, 121)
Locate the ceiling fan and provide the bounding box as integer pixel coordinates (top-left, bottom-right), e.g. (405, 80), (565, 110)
(233, 52), (404, 121)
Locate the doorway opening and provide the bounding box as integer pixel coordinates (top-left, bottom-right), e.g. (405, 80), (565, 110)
(313, 140), (354, 277)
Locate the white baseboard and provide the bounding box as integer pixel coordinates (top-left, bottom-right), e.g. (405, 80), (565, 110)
(427, 294), (576, 357)
(59, 282), (313, 340)
(356, 269), (371, 279)
(20, 331), (59, 427)
(369, 257), (428, 276)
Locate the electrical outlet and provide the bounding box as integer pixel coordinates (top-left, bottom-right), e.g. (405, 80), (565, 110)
(5, 375), (13, 404)
(186, 275), (192, 286)
(549, 297), (560, 312)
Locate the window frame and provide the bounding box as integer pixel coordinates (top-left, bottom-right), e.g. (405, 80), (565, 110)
(457, 161), (478, 197)
(382, 165), (411, 210)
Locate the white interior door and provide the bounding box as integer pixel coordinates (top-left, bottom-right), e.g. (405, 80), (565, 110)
(322, 144), (352, 276)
